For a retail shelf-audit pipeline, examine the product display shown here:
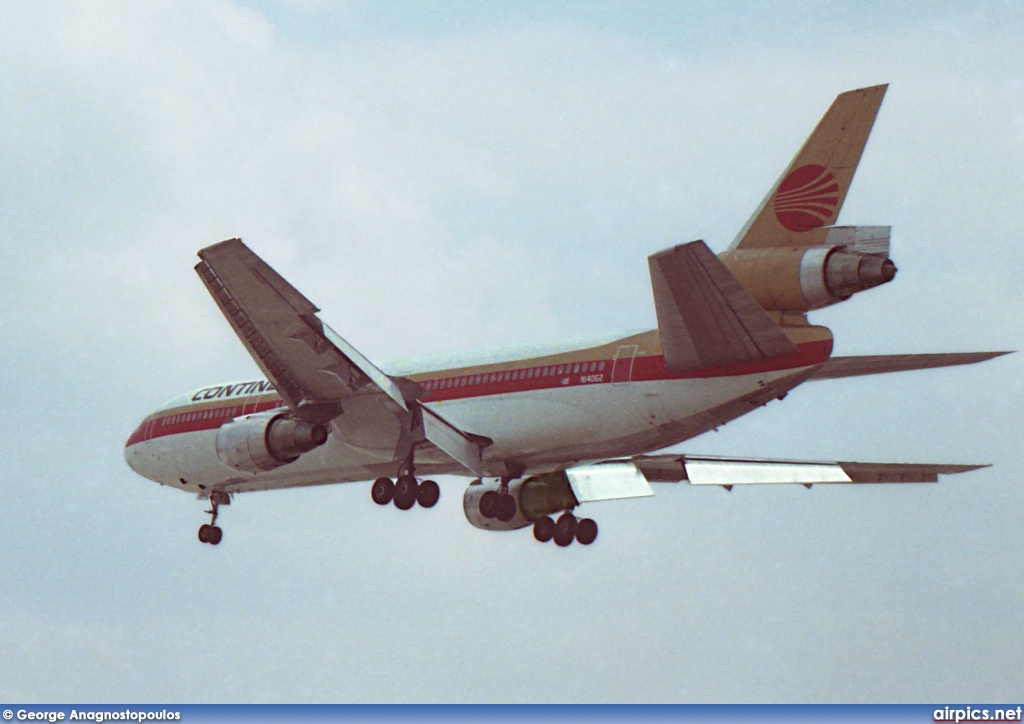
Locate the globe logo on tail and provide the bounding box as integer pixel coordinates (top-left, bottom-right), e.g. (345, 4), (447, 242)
(774, 164), (839, 232)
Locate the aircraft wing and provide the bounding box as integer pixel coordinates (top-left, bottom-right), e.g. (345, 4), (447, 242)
(195, 238), (488, 474)
(630, 453), (985, 488)
(807, 351), (1011, 380)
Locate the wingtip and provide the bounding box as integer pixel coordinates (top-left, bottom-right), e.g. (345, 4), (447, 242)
(981, 350), (1015, 361)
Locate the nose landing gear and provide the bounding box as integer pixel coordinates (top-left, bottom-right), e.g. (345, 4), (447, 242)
(198, 491), (230, 545)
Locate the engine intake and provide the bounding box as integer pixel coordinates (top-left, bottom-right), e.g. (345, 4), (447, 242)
(216, 411), (328, 473)
(463, 472), (578, 531)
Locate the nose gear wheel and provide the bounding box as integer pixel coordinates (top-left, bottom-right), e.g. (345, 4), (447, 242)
(198, 491), (229, 545)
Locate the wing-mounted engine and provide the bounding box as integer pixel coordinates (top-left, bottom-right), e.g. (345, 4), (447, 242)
(719, 228), (897, 312)
(215, 410), (328, 473)
(463, 474), (574, 532)
(463, 463), (653, 548)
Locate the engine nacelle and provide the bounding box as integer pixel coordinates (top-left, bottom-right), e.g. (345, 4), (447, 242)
(215, 410), (328, 474)
(719, 246), (896, 312)
(463, 472), (578, 531)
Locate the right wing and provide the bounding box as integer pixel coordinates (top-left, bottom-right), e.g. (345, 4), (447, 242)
(631, 453), (985, 489)
(556, 454), (984, 505)
(807, 351), (1011, 380)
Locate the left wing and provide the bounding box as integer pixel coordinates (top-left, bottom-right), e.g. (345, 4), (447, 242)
(195, 238), (489, 475)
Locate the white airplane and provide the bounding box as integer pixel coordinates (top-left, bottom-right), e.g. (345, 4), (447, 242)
(125, 84), (1007, 547)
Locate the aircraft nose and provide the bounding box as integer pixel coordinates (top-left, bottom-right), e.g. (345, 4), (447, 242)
(124, 421), (151, 477)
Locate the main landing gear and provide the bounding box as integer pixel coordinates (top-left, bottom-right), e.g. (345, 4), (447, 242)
(532, 511), (598, 547)
(198, 491), (229, 545)
(371, 474), (440, 510)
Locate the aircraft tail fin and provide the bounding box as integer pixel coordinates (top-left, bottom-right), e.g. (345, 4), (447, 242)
(729, 84), (888, 250)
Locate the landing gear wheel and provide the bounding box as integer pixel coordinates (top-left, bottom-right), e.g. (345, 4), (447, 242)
(533, 516), (555, 543)
(495, 493), (517, 522)
(417, 480), (440, 508)
(371, 477), (395, 505)
(575, 518), (598, 545)
(479, 490), (500, 518)
(394, 474), (419, 510)
(198, 524), (223, 545)
(554, 512), (577, 547)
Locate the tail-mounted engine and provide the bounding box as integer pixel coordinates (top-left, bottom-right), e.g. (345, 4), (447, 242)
(215, 410), (328, 474)
(719, 226), (896, 312)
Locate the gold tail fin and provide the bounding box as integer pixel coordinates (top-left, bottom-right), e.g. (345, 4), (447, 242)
(729, 84), (887, 250)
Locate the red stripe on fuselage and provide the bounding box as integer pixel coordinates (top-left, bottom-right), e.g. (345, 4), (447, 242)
(417, 338), (831, 402)
(125, 398), (285, 447)
(125, 339), (831, 447)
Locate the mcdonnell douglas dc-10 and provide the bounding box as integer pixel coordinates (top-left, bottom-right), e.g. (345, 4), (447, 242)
(126, 85), (1007, 547)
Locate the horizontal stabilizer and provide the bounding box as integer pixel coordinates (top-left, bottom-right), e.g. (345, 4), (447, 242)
(630, 454), (986, 487)
(808, 351), (1011, 380)
(649, 240), (798, 372)
(566, 462), (654, 503)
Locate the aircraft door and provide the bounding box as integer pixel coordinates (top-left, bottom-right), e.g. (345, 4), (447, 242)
(611, 345), (638, 384)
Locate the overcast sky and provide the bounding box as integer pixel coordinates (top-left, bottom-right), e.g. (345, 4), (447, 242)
(1, 0), (1021, 704)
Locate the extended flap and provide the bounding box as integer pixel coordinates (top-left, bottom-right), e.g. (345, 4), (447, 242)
(566, 463), (654, 503)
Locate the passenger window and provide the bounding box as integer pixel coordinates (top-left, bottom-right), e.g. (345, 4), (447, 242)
(512, 370), (519, 380)
(572, 364), (580, 373)
(527, 369), (534, 379)
(557, 365), (564, 374)
(599, 361), (606, 371)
